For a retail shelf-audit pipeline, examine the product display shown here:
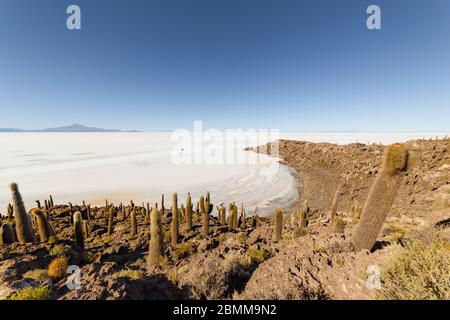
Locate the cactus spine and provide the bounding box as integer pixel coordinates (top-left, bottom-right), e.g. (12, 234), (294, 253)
(186, 193), (193, 230)
(171, 193), (179, 245)
(10, 182), (35, 243)
(73, 211), (84, 249)
(148, 208), (164, 266)
(351, 144), (408, 251)
(130, 208), (137, 237)
(274, 208), (283, 241)
(32, 209), (51, 242)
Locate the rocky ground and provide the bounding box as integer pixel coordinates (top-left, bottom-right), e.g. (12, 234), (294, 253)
(0, 138), (449, 300)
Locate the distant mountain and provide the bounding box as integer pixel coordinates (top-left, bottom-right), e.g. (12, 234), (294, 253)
(0, 124), (140, 132)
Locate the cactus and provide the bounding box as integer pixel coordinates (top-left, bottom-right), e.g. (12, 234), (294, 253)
(334, 217), (346, 233)
(130, 208), (137, 237)
(171, 193), (179, 245)
(274, 209), (283, 241)
(351, 144), (408, 251)
(299, 200), (310, 228)
(86, 205), (91, 221)
(49, 195), (54, 207)
(218, 204), (226, 225)
(330, 186), (339, 224)
(200, 196), (209, 236)
(148, 208), (164, 266)
(83, 220), (90, 238)
(186, 192), (193, 229)
(32, 209), (51, 242)
(10, 182), (35, 243)
(107, 207), (114, 236)
(161, 194), (165, 214)
(73, 211), (84, 249)
(7, 203), (13, 220)
(0, 223), (16, 244)
(240, 203), (246, 228)
(35, 200), (41, 209)
(351, 202), (362, 224)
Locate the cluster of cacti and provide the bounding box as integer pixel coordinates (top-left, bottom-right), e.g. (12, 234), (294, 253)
(351, 143), (409, 251)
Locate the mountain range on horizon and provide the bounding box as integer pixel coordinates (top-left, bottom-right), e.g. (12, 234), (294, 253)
(0, 124), (140, 133)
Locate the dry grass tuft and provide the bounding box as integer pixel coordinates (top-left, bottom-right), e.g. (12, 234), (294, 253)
(112, 269), (144, 280)
(8, 286), (52, 300)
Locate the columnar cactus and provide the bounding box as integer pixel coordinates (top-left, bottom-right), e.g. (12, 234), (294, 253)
(351, 144), (409, 251)
(32, 209), (51, 242)
(330, 186), (339, 224)
(218, 204), (226, 225)
(130, 208), (137, 237)
(0, 223), (16, 244)
(10, 182), (35, 243)
(107, 207), (114, 236)
(200, 196), (209, 236)
(49, 195), (54, 207)
(186, 192), (193, 229)
(73, 211), (84, 249)
(274, 209), (283, 241)
(299, 200), (310, 228)
(171, 193), (179, 245)
(240, 203), (246, 228)
(83, 220), (90, 238)
(148, 208), (164, 266)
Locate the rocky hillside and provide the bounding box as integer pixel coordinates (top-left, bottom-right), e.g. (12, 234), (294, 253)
(0, 138), (448, 300)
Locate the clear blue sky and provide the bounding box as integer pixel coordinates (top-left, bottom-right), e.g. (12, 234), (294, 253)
(1, 0), (449, 131)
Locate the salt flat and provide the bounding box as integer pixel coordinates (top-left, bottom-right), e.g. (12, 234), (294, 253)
(0, 131), (447, 215)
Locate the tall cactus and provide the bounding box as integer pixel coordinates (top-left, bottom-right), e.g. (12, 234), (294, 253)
(130, 208), (137, 237)
(10, 182), (35, 243)
(186, 192), (193, 229)
(148, 208), (164, 266)
(274, 208), (283, 241)
(73, 211), (84, 249)
(299, 200), (310, 228)
(330, 186), (339, 224)
(32, 209), (51, 242)
(107, 207), (114, 236)
(351, 144), (409, 251)
(240, 203), (246, 228)
(171, 193), (179, 245)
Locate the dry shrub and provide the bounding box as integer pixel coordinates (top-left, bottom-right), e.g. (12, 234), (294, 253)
(8, 286), (52, 300)
(112, 269), (144, 281)
(246, 247), (271, 263)
(379, 227), (450, 300)
(47, 256), (69, 280)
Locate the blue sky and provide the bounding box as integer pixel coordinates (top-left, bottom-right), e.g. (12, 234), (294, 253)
(0, 0), (449, 131)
